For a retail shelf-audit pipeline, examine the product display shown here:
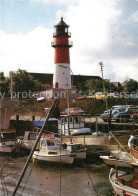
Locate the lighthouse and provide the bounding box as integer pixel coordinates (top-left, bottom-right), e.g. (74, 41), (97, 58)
(51, 17), (73, 90)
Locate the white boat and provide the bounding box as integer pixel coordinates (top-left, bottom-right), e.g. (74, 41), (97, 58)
(0, 129), (17, 153)
(59, 114), (92, 136)
(100, 150), (134, 168)
(62, 142), (86, 160)
(109, 163), (138, 196)
(32, 137), (74, 164)
(17, 131), (38, 151)
(100, 155), (132, 168)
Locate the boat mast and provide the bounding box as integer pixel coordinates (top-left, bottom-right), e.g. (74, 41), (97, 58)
(99, 62), (111, 132)
(12, 99), (59, 196)
(65, 81), (72, 144)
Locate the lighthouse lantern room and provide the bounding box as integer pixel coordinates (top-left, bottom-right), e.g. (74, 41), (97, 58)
(51, 17), (73, 90)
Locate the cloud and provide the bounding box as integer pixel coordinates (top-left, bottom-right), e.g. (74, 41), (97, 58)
(127, 10), (138, 23)
(0, 27), (54, 75)
(62, 0), (138, 82)
(0, 0), (138, 83)
(30, 0), (78, 4)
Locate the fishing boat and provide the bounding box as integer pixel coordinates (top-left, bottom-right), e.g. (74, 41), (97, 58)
(16, 131), (39, 151)
(100, 150), (132, 168)
(109, 163), (138, 196)
(32, 137), (74, 164)
(100, 155), (132, 168)
(59, 114), (92, 136)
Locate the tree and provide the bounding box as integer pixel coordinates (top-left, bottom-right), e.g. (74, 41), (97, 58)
(123, 78), (138, 93)
(10, 69), (42, 97)
(84, 79), (118, 96)
(85, 79), (103, 94)
(0, 72), (10, 93)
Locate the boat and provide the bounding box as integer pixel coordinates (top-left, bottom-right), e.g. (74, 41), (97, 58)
(71, 128), (91, 136)
(109, 163), (138, 196)
(32, 137), (74, 164)
(16, 131), (39, 151)
(100, 155), (132, 168)
(0, 128), (17, 153)
(62, 142), (86, 160)
(100, 150), (132, 168)
(59, 114), (92, 136)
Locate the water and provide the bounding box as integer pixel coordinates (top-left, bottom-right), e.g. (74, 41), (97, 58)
(0, 156), (113, 196)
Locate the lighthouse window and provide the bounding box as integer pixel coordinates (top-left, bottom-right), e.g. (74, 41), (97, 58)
(65, 28), (68, 32)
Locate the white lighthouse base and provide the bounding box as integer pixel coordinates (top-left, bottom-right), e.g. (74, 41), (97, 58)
(40, 88), (76, 100)
(53, 63), (71, 89)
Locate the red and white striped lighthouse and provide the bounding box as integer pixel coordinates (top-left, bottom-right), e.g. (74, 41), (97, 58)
(51, 17), (73, 90)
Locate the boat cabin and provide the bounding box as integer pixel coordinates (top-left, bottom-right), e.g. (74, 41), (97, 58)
(23, 131), (37, 141)
(118, 163), (138, 189)
(63, 142), (85, 153)
(59, 114), (91, 135)
(40, 137), (60, 150)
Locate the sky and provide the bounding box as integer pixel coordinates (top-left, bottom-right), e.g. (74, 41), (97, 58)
(0, 0), (138, 82)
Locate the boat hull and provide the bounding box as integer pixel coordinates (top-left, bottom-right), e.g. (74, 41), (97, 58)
(74, 151), (86, 160)
(109, 168), (138, 196)
(100, 156), (132, 168)
(33, 151), (74, 164)
(22, 141), (36, 151)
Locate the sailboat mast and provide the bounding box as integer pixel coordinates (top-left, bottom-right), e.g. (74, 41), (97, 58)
(99, 62), (111, 131)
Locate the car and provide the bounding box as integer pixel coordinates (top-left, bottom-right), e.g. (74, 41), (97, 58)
(111, 105), (126, 110)
(131, 112), (138, 122)
(60, 107), (86, 115)
(94, 92), (105, 100)
(112, 106), (138, 123)
(101, 106), (127, 122)
(101, 110), (111, 122)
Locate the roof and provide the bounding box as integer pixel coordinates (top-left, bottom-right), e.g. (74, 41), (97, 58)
(55, 17), (69, 27)
(33, 120), (44, 127)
